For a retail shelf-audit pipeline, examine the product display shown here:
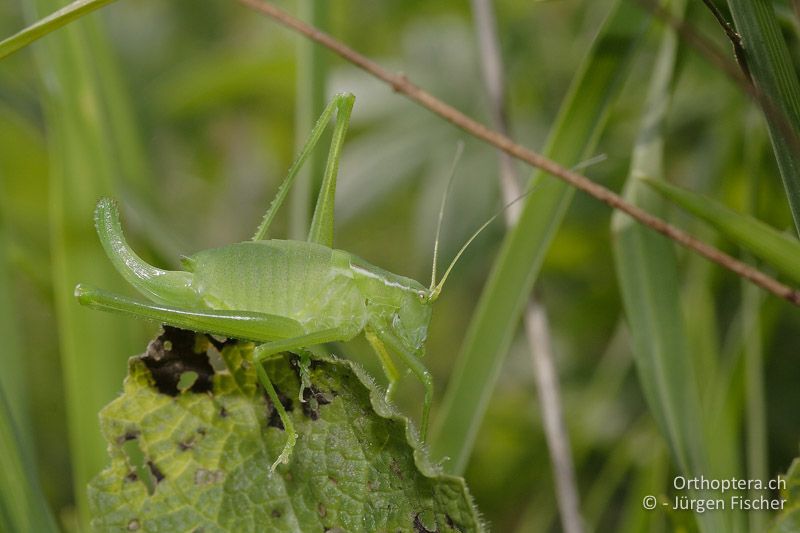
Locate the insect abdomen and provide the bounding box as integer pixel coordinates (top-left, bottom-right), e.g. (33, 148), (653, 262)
(188, 240), (366, 337)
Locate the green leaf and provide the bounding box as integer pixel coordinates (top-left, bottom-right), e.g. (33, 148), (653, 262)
(727, 0), (800, 234)
(431, 0), (650, 474)
(0, 0), (118, 60)
(643, 178), (800, 284)
(770, 458), (800, 533)
(89, 328), (483, 532)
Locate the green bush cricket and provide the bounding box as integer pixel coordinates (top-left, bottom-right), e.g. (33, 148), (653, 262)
(75, 92), (500, 469)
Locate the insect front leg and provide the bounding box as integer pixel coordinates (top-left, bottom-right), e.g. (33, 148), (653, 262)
(364, 329), (402, 402)
(371, 329), (433, 440)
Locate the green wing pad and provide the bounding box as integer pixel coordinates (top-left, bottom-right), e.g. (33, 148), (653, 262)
(88, 328), (484, 532)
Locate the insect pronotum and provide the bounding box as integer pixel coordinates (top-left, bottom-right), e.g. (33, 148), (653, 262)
(76, 92), (507, 469)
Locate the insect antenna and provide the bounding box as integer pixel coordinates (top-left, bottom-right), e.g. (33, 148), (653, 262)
(431, 142), (465, 291)
(571, 153), (607, 172)
(428, 152), (606, 300)
(429, 182), (542, 301)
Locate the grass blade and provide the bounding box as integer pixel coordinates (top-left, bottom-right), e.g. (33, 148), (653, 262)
(0, 0), (117, 60)
(644, 178), (800, 284)
(0, 386), (59, 533)
(27, 1), (145, 525)
(288, 0), (329, 240)
(611, 1), (735, 529)
(431, 0), (650, 474)
(0, 211), (27, 444)
(727, 0), (800, 234)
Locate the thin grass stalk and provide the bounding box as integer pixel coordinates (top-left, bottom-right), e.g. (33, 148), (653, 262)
(644, 178), (800, 284)
(289, 0), (329, 240)
(430, 0), (650, 474)
(0, 216), (28, 444)
(743, 280), (767, 531)
(743, 115), (768, 533)
(0, 0), (118, 60)
(611, 1), (732, 529)
(0, 387), (59, 533)
(27, 1), (141, 525)
(469, 1), (583, 531)
(726, 0), (800, 235)
(612, 0), (687, 476)
(523, 302), (584, 533)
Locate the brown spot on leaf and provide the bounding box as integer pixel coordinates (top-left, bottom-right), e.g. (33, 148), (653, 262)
(301, 385), (333, 420)
(125, 471), (138, 482)
(389, 458), (403, 479)
(116, 430), (140, 446)
(266, 387), (292, 430)
(127, 519), (140, 531)
(317, 503), (327, 517)
(206, 335), (235, 352)
(271, 508), (282, 519)
(142, 327), (215, 396)
(147, 461), (164, 484)
(194, 468), (225, 485)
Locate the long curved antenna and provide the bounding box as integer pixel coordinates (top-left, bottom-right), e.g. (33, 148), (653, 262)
(429, 153), (605, 300)
(431, 142), (464, 290)
(429, 183), (540, 301)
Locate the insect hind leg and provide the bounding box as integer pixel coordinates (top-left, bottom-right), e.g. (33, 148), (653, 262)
(251, 93), (355, 242)
(253, 328), (345, 469)
(307, 93), (354, 248)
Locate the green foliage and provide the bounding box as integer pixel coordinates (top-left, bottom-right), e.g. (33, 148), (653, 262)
(27, 0), (146, 525)
(771, 458), (800, 532)
(0, 0), (117, 60)
(612, 2), (736, 530)
(3, 0), (800, 531)
(431, 0), (650, 474)
(727, 0), (800, 233)
(645, 178), (800, 284)
(89, 328), (482, 532)
(0, 388), (59, 533)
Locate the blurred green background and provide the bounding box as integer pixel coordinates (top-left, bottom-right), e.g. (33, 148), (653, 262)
(1, 0), (800, 531)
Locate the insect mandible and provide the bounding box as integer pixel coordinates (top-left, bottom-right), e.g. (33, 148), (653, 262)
(75, 93), (494, 469)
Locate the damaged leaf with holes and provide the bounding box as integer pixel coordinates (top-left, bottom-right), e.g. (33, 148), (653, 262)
(88, 327), (483, 532)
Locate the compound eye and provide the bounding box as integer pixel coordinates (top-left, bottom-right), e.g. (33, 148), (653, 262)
(417, 290), (426, 302)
